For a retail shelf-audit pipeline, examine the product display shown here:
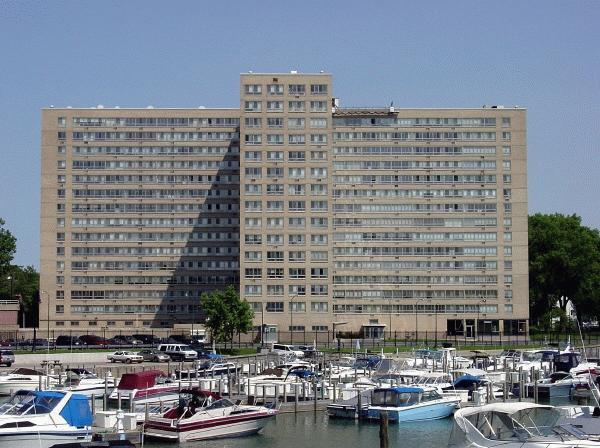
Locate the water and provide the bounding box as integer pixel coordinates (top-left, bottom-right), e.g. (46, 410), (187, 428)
(145, 412), (454, 448)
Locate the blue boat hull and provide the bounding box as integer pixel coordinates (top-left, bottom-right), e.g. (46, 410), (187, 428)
(367, 401), (458, 422)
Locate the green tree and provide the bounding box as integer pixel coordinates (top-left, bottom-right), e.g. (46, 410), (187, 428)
(0, 218), (17, 275)
(201, 285), (254, 347)
(529, 213), (600, 324)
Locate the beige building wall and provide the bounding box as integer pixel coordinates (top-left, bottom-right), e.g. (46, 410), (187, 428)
(40, 108), (240, 332)
(40, 72), (528, 338)
(239, 73), (334, 336)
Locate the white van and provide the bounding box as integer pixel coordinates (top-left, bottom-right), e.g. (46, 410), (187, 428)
(157, 343), (197, 361)
(271, 344), (304, 358)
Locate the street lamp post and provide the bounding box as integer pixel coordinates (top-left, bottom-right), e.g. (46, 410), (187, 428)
(260, 303), (264, 348)
(289, 294), (298, 344)
(434, 302), (439, 348)
(41, 290), (49, 353)
(414, 298), (424, 346)
(476, 298), (487, 342)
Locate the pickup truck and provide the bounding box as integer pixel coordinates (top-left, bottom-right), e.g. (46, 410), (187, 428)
(107, 351), (144, 364)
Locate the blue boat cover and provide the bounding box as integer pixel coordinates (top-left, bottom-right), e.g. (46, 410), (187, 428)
(453, 374), (482, 384)
(377, 387), (423, 394)
(33, 390), (66, 399)
(59, 393), (93, 428)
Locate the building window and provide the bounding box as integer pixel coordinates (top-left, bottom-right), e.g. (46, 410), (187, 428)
(244, 84), (262, 94)
(267, 101), (283, 112)
(267, 285), (284, 296)
(245, 117), (261, 128)
(504, 275), (513, 284)
(266, 302), (284, 312)
(56, 321), (65, 327)
(502, 131), (511, 141)
(288, 84), (305, 95)
(267, 84), (283, 95)
(57, 117), (67, 127)
(504, 246), (512, 256)
(505, 290), (513, 300)
(290, 302), (306, 313)
(55, 305), (64, 314)
(310, 101), (327, 112)
(244, 101), (262, 112)
(504, 260), (513, 270)
(312, 325), (328, 331)
(57, 160), (66, 169)
(267, 117), (283, 128)
(289, 285), (306, 296)
(288, 101), (305, 112)
(504, 304), (513, 314)
(124, 321), (134, 326)
(245, 285), (262, 296)
(56, 290), (64, 300)
(289, 325), (305, 331)
(311, 302), (328, 312)
(502, 117), (511, 128)
(502, 146), (511, 155)
(311, 84), (328, 95)
(89, 321), (98, 326)
(57, 146), (66, 154)
(245, 268), (262, 279)
(70, 321), (79, 326)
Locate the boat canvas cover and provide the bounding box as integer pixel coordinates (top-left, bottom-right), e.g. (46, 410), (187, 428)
(118, 370), (164, 390)
(59, 393), (93, 427)
(384, 386), (423, 394)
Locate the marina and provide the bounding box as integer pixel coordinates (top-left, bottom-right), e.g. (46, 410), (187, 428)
(1, 343), (600, 447)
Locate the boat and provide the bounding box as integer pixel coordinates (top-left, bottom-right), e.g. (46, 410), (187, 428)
(449, 402), (600, 447)
(366, 386), (460, 422)
(143, 388), (277, 442)
(0, 390), (92, 448)
(108, 370), (181, 405)
(0, 367), (58, 396)
(54, 368), (115, 398)
(175, 361), (242, 379)
(526, 371), (592, 398)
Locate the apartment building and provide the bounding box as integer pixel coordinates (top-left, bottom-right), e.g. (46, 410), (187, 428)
(40, 72), (528, 337)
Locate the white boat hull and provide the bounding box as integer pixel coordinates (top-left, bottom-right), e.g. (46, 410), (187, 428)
(0, 429), (91, 448)
(145, 412), (274, 442)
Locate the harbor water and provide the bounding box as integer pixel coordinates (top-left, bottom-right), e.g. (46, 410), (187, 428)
(144, 412), (454, 448)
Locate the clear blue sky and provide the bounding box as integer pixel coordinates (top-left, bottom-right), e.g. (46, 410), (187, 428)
(1, 0), (599, 268)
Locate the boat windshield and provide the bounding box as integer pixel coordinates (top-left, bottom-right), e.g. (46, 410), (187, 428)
(466, 408), (563, 441)
(204, 398), (235, 410)
(0, 392), (63, 416)
(522, 352), (543, 362)
(372, 390), (420, 407)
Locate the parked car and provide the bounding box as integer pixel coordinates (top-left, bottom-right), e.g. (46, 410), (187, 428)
(167, 335), (193, 345)
(78, 335), (110, 346)
(270, 343), (304, 358)
(132, 334), (162, 345)
(157, 343), (197, 361)
(111, 335), (143, 346)
(137, 349), (170, 362)
(55, 335), (81, 347)
(0, 350), (14, 367)
(107, 351), (144, 363)
(295, 345), (323, 359)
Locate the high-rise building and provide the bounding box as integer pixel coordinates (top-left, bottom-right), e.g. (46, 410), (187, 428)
(40, 72), (528, 338)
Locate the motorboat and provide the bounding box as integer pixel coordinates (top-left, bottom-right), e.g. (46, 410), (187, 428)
(0, 367), (58, 396)
(0, 390), (92, 448)
(442, 373), (503, 403)
(366, 386), (460, 422)
(526, 371), (593, 398)
(54, 368), (115, 398)
(176, 361), (242, 379)
(449, 402), (600, 447)
(109, 370), (181, 405)
(144, 388), (277, 442)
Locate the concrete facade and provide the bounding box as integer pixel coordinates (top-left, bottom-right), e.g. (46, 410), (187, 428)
(40, 72), (528, 337)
